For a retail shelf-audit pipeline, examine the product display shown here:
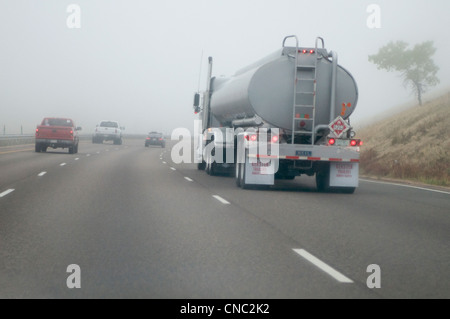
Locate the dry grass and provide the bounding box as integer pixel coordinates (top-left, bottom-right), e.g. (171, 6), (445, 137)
(358, 92), (450, 187)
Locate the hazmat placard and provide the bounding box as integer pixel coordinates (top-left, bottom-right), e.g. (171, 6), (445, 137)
(329, 162), (359, 187)
(328, 116), (350, 138)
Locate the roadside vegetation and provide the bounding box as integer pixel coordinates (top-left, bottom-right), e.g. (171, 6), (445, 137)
(358, 91), (450, 187)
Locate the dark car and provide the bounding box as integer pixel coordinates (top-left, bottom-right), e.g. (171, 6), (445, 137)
(145, 132), (165, 148)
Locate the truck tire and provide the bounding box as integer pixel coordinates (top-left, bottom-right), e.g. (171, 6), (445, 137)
(69, 146), (74, 154)
(197, 161), (206, 170)
(240, 162), (251, 189)
(235, 162), (241, 187)
(316, 168), (330, 192)
(35, 143), (41, 152)
(74, 143), (79, 154)
(42, 146), (47, 153)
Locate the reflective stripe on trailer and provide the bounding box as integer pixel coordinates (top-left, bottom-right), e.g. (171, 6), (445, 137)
(249, 154), (360, 163)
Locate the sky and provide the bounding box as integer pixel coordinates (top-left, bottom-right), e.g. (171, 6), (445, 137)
(0, 0), (449, 135)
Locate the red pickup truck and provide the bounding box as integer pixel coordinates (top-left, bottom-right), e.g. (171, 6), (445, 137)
(35, 118), (82, 154)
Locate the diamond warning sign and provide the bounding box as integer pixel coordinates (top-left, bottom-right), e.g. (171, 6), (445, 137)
(328, 116), (350, 138)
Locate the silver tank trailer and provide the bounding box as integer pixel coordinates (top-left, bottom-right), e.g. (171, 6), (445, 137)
(209, 47), (358, 131)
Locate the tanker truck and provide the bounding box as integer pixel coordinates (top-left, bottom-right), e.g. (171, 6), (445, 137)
(193, 36), (361, 193)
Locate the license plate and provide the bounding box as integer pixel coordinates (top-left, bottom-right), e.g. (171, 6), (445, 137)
(50, 140), (57, 143)
(335, 139), (350, 147)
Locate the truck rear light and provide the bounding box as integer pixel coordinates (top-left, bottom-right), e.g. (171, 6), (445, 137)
(244, 134), (257, 141)
(328, 138), (336, 145)
(159, 138), (163, 141)
(350, 140), (357, 146)
(271, 135), (279, 143)
(310, 50), (315, 54)
(359, 140), (363, 146)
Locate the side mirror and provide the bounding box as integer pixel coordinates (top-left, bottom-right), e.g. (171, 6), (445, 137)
(193, 93), (201, 114)
(193, 93), (200, 107)
(76, 127), (82, 131)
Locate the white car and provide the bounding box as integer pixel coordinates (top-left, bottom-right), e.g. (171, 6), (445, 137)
(92, 121), (124, 145)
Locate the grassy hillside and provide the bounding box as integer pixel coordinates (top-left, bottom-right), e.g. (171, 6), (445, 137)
(357, 92), (450, 187)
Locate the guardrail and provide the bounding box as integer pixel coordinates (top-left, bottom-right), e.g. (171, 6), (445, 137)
(0, 135), (35, 147)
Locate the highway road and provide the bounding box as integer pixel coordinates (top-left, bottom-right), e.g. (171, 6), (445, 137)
(0, 139), (449, 299)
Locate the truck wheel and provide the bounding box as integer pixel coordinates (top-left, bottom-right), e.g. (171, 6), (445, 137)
(69, 146), (74, 154)
(35, 143), (41, 152)
(74, 143), (79, 154)
(240, 162), (250, 189)
(235, 163), (241, 187)
(42, 146), (47, 152)
(197, 161), (206, 170)
(210, 162), (217, 176)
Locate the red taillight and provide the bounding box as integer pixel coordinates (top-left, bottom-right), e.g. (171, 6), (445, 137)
(245, 134), (257, 141)
(302, 49), (307, 54)
(350, 140), (357, 147)
(328, 138), (336, 145)
(271, 135), (279, 143)
(146, 137), (150, 140)
(310, 50), (315, 54)
(359, 141), (363, 146)
(36, 128), (39, 133)
(70, 130), (73, 135)
(159, 138), (163, 141)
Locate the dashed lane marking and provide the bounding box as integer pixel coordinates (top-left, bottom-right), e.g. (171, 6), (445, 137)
(293, 249), (353, 283)
(0, 189), (15, 198)
(212, 195), (230, 205)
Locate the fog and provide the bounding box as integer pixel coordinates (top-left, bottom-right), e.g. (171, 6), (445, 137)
(1, 0), (449, 135)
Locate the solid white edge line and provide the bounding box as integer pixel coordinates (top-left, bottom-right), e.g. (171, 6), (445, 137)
(184, 177), (193, 182)
(0, 189), (15, 198)
(60, 163), (66, 166)
(360, 179), (450, 195)
(38, 172), (47, 177)
(162, 161), (167, 164)
(74, 158), (79, 161)
(212, 195), (230, 205)
(293, 249), (353, 283)
(170, 167), (176, 171)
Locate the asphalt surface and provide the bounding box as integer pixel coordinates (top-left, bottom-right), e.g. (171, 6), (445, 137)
(0, 139), (449, 299)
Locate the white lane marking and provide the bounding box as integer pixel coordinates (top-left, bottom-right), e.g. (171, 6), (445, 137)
(38, 171), (47, 177)
(293, 249), (353, 283)
(60, 163), (66, 167)
(361, 179), (450, 195)
(105, 149), (109, 152)
(0, 189), (15, 198)
(212, 195), (230, 205)
(86, 154), (91, 157)
(170, 167), (176, 171)
(96, 151), (100, 154)
(184, 177), (193, 182)
(75, 158), (79, 161)
(162, 161), (167, 164)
